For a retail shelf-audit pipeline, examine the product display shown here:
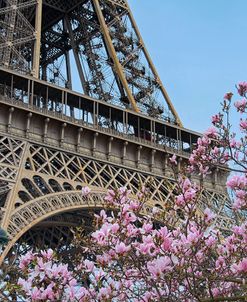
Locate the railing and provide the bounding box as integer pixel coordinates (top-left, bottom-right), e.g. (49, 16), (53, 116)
(0, 68), (201, 158)
(0, 94), (193, 158)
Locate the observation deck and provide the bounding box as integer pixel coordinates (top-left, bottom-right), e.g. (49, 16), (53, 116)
(0, 67), (200, 159)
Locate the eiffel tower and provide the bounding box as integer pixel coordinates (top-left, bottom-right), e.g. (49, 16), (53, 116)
(0, 0), (232, 263)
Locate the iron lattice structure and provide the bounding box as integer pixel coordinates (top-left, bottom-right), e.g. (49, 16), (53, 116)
(0, 133), (233, 261)
(0, 0), (181, 124)
(0, 0), (233, 263)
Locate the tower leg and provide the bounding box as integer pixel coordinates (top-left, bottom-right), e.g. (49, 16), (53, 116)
(32, 0), (43, 78)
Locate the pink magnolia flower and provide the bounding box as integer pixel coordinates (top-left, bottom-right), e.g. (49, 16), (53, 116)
(184, 188), (197, 201)
(111, 223), (120, 233)
(138, 242), (154, 255)
(237, 82), (247, 96)
(18, 278), (32, 292)
(204, 208), (216, 223)
(104, 189), (116, 204)
(91, 227), (108, 245)
(31, 287), (41, 300)
(147, 256), (172, 278)
(230, 138), (237, 148)
(123, 211), (137, 224)
(175, 194), (185, 206)
(84, 259), (95, 272)
(98, 286), (112, 299)
(75, 287), (91, 300)
(41, 284), (55, 300)
(233, 198), (246, 210)
(141, 222), (153, 234)
(205, 127), (218, 138)
(224, 92), (233, 100)
(227, 175), (247, 190)
(240, 119), (247, 131)
(143, 292), (152, 302)
(158, 227), (172, 251)
(215, 256), (226, 270)
(212, 287), (220, 297)
(169, 154), (177, 165)
(182, 178), (192, 191)
(231, 258), (247, 273)
(235, 190), (246, 199)
(234, 99), (247, 113)
(93, 268), (106, 282)
(81, 186), (91, 196)
(185, 226), (202, 246)
(41, 248), (53, 260)
(152, 206), (160, 215)
(212, 146), (220, 155)
(96, 253), (112, 265)
(115, 242), (131, 254)
(199, 164), (210, 176)
(232, 223), (246, 236)
(211, 114), (222, 124)
(19, 251), (35, 270)
(129, 200), (140, 210)
(205, 235), (217, 247)
(127, 224), (139, 237)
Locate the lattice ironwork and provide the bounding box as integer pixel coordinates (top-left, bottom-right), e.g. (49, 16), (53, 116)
(0, 0), (181, 124)
(0, 0), (37, 73)
(105, 0), (127, 8)
(0, 130), (234, 264)
(0, 136), (25, 218)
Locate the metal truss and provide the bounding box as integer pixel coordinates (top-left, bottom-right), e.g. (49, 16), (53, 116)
(0, 0), (38, 73)
(0, 0), (182, 124)
(0, 133), (234, 263)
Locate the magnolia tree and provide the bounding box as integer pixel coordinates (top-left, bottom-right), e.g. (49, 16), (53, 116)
(2, 84), (247, 301)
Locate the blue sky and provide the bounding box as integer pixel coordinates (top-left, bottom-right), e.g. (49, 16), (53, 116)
(128, 0), (247, 132)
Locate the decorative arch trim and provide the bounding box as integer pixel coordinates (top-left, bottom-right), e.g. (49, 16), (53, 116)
(0, 189), (155, 264)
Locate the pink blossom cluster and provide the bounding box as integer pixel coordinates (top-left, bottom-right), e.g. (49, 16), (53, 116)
(175, 177), (197, 209)
(16, 186), (247, 301)
(224, 92), (234, 101)
(237, 82), (247, 97)
(18, 249), (77, 301)
(240, 119), (247, 131)
(234, 99), (247, 113)
(188, 135), (214, 176)
(211, 113), (223, 126)
(189, 83), (247, 208)
(226, 175), (247, 210)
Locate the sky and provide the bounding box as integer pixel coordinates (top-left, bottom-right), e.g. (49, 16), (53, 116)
(128, 0), (247, 133)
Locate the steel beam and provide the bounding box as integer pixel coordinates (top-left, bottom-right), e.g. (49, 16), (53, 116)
(125, 1), (182, 126)
(32, 0), (43, 78)
(92, 0), (139, 112)
(65, 16), (89, 94)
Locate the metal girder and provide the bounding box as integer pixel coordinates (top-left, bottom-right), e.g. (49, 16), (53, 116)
(32, 0), (42, 77)
(43, 0), (85, 12)
(0, 0), (37, 15)
(0, 133), (233, 263)
(0, 36), (35, 49)
(92, 0), (139, 112)
(124, 0), (182, 126)
(0, 0), (38, 74)
(0, 0), (183, 124)
(43, 0), (68, 11)
(105, 0), (127, 9)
